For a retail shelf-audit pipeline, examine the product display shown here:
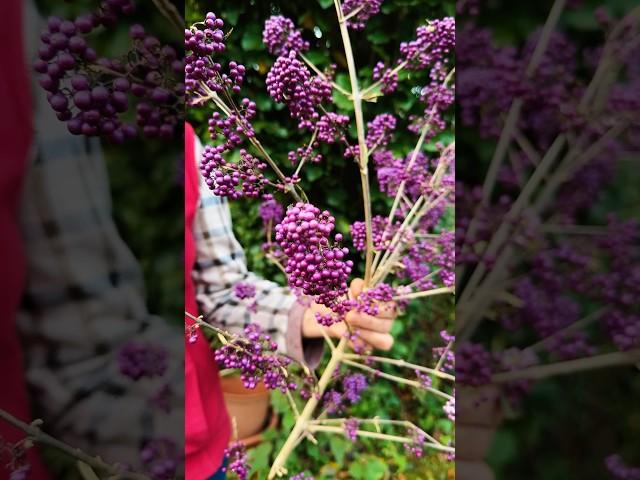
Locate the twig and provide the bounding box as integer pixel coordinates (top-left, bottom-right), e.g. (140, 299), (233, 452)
(492, 349), (640, 383)
(298, 53), (351, 97)
(151, 0), (184, 34)
(0, 410), (149, 480)
(392, 286), (454, 301)
(306, 425), (454, 453)
(341, 359), (453, 401)
(343, 353), (454, 381)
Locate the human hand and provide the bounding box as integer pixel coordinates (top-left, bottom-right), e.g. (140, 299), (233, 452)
(456, 385), (502, 480)
(301, 278), (397, 351)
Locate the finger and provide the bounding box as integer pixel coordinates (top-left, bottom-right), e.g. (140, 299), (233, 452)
(349, 278), (365, 298)
(326, 322), (347, 339)
(457, 386), (502, 427)
(345, 311), (393, 333)
(456, 424), (497, 461)
(357, 330), (394, 351)
(375, 302), (397, 319)
(456, 461), (495, 480)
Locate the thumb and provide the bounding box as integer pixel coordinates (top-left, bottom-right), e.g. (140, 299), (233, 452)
(349, 278), (365, 299)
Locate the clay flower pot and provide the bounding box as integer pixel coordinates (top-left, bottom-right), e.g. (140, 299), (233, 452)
(220, 375), (278, 447)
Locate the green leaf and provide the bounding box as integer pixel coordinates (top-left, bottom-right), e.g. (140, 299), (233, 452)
(248, 442), (273, 477)
(367, 30), (391, 45)
(317, 0), (334, 9)
(305, 164), (324, 182)
(329, 436), (350, 466)
(348, 456), (388, 480)
(241, 24), (263, 51)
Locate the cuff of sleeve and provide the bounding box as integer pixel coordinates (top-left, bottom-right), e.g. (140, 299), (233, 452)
(286, 301), (324, 369)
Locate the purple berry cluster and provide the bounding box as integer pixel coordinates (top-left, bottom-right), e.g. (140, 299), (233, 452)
(366, 114), (397, 149)
(353, 283), (397, 316)
(234, 282), (257, 299)
(140, 438), (180, 480)
(322, 389), (344, 414)
(259, 194), (285, 227)
(344, 418), (360, 441)
(9, 465), (31, 480)
(606, 454), (640, 480)
(185, 12), (248, 100)
(118, 341), (168, 381)
(214, 324), (296, 392)
(350, 215), (403, 252)
(432, 330), (455, 373)
(400, 18), (455, 71)
(373, 61), (398, 94)
(275, 203), (353, 312)
(288, 147), (323, 167)
(289, 474), (314, 480)
(200, 146), (267, 198)
(416, 370), (432, 389)
(342, 0), (384, 30)
(404, 427), (427, 458)
(262, 15), (310, 55)
(456, 342), (492, 387)
(603, 310), (639, 351)
(316, 112), (350, 144)
(36, 2), (183, 142)
(1, 436), (30, 480)
(343, 373), (368, 403)
(266, 51), (332, 129)
(372, 149), (432, 199)
(443, 396), (455, 422)
(223, 442), (249, 480)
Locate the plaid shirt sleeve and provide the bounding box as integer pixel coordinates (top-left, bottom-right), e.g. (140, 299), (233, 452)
(191, 135), (323, 365)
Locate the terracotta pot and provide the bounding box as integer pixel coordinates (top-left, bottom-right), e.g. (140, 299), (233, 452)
(220, 376), (277, 446)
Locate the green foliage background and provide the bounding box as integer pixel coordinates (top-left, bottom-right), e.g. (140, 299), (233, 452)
(188, 0), (455, 478)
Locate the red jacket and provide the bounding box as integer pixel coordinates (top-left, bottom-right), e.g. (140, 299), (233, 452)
(0, 1), (50, 478)
(184, 123), (231, 478)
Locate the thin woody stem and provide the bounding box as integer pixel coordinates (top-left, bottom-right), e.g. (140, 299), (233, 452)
(361, 60), (409, 97)
(151, 0), (184, 34)
(343, 353), (454, 381)
(299, 52), (351, 97)
(0, 410), (149, 480)
(435, 340), (453, 372)
(492, 349), (640, 383)
(309, 417), (447, 447)
(268, 338), (348, 479)
(334, 0), (375, 284)
(341, 359), (454, 401)
(525, 307), (608, 354)
(392, 286), (455, 301)
(306, 425), (455, 453)
(199, 86), (303, 202)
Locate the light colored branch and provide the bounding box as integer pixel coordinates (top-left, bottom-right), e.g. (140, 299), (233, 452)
(299, 52), (351, 97)
(526, 308), (608, 354)
(0, 410), (149, 480)
(343, 353), (454, 381)
(333, 0), (374, 284)
(306, 425), (454, 453)
(392, 286), (454, 301)
(492, 349), (640, 383)
(341, 359), (453, 401)
(151, 0), (184, 34)
(268, 338), (348, 478)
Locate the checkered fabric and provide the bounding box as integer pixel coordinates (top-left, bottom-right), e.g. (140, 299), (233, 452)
(191, 135), (302, 355)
